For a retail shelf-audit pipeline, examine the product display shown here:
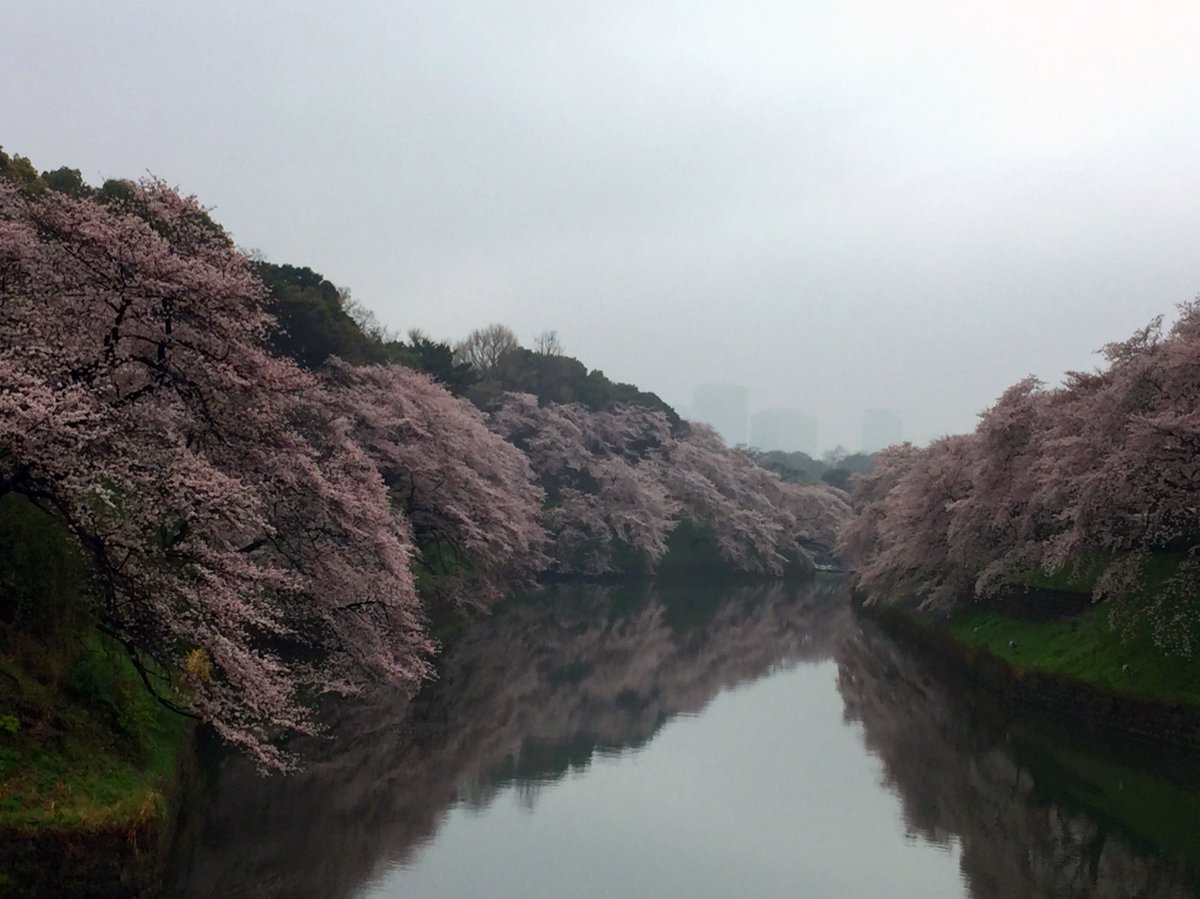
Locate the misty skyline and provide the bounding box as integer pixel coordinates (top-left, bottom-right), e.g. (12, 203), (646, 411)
(5, 2), (1200, 447)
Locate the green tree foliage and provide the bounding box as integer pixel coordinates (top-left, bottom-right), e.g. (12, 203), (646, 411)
(387, 330), (479, 395)
(255, 262), (386, 369)
(0, 148), (46, 196)
(0, 495), (90, 644)
(749, 450), (826, 483)
(484, 347), (680, 424)
(819, 449), (875, 490)
(1, 150), (92, 200)
(747, 448), (874, 488)
(98, 177), (137, 206)
(41, 166), (88, 198)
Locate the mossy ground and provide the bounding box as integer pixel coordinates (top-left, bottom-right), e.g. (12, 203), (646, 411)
(0, 628), (187, 835)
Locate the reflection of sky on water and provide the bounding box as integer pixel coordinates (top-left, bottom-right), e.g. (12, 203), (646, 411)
(364, 660), (966, 899)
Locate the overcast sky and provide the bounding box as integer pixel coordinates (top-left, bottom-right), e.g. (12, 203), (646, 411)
(5, 2), (1200, 450)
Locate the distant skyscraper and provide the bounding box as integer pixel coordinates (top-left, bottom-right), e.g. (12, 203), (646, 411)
(861, 409), (903, 453)
(750, 408), (817, 455)
(694, 384), (749, 446)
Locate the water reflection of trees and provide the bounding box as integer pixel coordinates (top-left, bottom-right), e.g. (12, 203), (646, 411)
(171, 582), (1200, 899)
(169, 577), (849, 898)
(836, 618), (1197, 899)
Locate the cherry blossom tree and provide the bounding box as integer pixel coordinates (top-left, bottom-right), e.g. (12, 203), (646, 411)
(489, 395), (849, 576)
(841, 301), (1200, 651)
(0, 180), (431, 767)
(322, 360), (546, 609)
(1052, 305), (1200, 648)
(945, 377), (1058, 594)
(668, 424), (810, 575)
(0, 165), (860, 771)
(838, 437), (977, 610)
(489, 394), (679, 574)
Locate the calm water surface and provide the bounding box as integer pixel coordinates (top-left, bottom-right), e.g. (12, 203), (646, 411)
(169, 578), (1200, 898)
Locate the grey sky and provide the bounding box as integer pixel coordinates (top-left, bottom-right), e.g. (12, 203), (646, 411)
(5, 1), (1200, 449)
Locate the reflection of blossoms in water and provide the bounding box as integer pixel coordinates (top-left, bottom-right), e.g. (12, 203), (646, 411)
(835, 619), (1197, 899)
(170, 581), (1198, 899)
(169, 577), (848, 897)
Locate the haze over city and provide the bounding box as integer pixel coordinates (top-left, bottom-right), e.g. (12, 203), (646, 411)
(5, 2), (1199, 448)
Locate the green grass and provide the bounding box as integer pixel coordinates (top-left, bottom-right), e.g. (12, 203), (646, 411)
(0, 626), (188, 836)
(936, 551), (1200, 705)
(944, 602), (1200, 707)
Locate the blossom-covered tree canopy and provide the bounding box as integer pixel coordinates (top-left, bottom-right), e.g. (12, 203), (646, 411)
(667, 422), (849, 575)
(840, 302), (1200, 653)
(489, 393), (679, 575)
(490, 394), (850, 577)
(0, 180), (433, 767)
(323, 360), (546, 609)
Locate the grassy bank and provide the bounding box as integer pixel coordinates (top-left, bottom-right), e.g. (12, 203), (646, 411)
(0, 625), (191, 895)
(944, 602), (1200, 708)
(0, 630), (188, 834)
(863, 584), (1200, 752)
(871, 549), (1200, 710)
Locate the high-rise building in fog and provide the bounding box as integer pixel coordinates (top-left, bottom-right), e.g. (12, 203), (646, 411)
(861, 409), (903, 453)
(750, 408), (817, 455)
(693, 384), (749, 446)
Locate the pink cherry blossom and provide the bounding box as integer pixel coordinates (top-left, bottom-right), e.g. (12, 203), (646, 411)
(0, 180), (430, 767)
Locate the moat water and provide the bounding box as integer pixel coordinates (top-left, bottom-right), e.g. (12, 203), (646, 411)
(167, 577), (1200, 898)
